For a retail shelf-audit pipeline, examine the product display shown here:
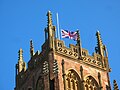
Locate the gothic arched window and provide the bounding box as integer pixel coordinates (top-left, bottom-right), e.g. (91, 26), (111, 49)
(84, 76), (99, 90)
(66, 70), (81, 90)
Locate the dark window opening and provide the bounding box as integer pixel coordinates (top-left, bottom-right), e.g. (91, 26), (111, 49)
(50, 79), (55, 90)
(28, 87), (32, 90)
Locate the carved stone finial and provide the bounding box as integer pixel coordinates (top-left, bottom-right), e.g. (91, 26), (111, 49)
(96, 31), (103, 44)
(30, 39), (34, 57)
(113, 80), (119, 90)
(47, 10), (53, 27)
(46, 11), (56, 50)
(30, 39), (33, 48)
(95, 31), (104, 56)
(43, 61), (49, 75)
(18, 48), (23, 61)
(18, 48), (26, 73)
(76, 30), (82, 57)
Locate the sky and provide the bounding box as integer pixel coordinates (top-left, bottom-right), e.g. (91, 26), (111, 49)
(0, 0), (120, 90)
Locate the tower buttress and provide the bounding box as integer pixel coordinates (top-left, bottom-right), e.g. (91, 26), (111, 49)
(30, 40), (35, 57)
(17, 48), (26, 73)
(95, 31), (104, 56)
(95, 31), (108, 57)
(47, 11), (53, 27)
(76, 30), (82, 58)
(45, 11), (56, 50)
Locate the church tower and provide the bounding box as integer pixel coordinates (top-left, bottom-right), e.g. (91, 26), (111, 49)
(15, 11), (112, 90)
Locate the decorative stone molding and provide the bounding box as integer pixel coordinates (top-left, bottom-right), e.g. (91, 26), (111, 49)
(43, 61), (49, 75)
(55, 39), (105, 70)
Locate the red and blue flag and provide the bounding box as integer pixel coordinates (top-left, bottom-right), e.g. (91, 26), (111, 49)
(61, 29), (78, 40)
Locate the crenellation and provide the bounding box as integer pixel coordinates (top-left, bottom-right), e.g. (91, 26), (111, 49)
(15, 11), (113, 90)
(55, 39), (64, 48)
(55, 39), (79, 59)
(93, 53), (102, 61)
(55, 38), (105, 70)
(82, 48), (89, 56)
(69, 44), (79, 54)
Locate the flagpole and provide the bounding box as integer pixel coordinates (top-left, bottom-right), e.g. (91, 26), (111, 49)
(56, 13), (60, 40)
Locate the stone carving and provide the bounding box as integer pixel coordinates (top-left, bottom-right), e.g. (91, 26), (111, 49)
(43, 61), (49, 75)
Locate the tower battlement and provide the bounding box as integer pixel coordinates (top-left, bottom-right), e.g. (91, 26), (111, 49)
(55, 38), (106, 70)
(15, 11), (113, 90)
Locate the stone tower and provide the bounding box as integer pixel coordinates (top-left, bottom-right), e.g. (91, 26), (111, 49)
(15, 11), (112, 90)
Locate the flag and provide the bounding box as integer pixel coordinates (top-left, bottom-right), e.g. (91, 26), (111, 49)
(61, 29), (78, 40)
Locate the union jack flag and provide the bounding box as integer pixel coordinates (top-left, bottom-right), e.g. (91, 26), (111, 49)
(61, 29), (78, 40)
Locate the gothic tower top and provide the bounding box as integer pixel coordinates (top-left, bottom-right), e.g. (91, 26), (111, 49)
(15, 11), (113, 90)
(47, 11), (53, 27)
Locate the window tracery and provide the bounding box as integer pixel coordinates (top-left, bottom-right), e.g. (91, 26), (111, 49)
(66, 70), (80, 90)
(84, 76), (99, 90)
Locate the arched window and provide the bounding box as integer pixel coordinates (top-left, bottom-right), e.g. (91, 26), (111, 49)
(71, 79), (75, 90)
(84, 76), (99, 90)
(66, 78), (71, 88)
(85, 84), (89, 90)
(66, 70), (81, 90)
